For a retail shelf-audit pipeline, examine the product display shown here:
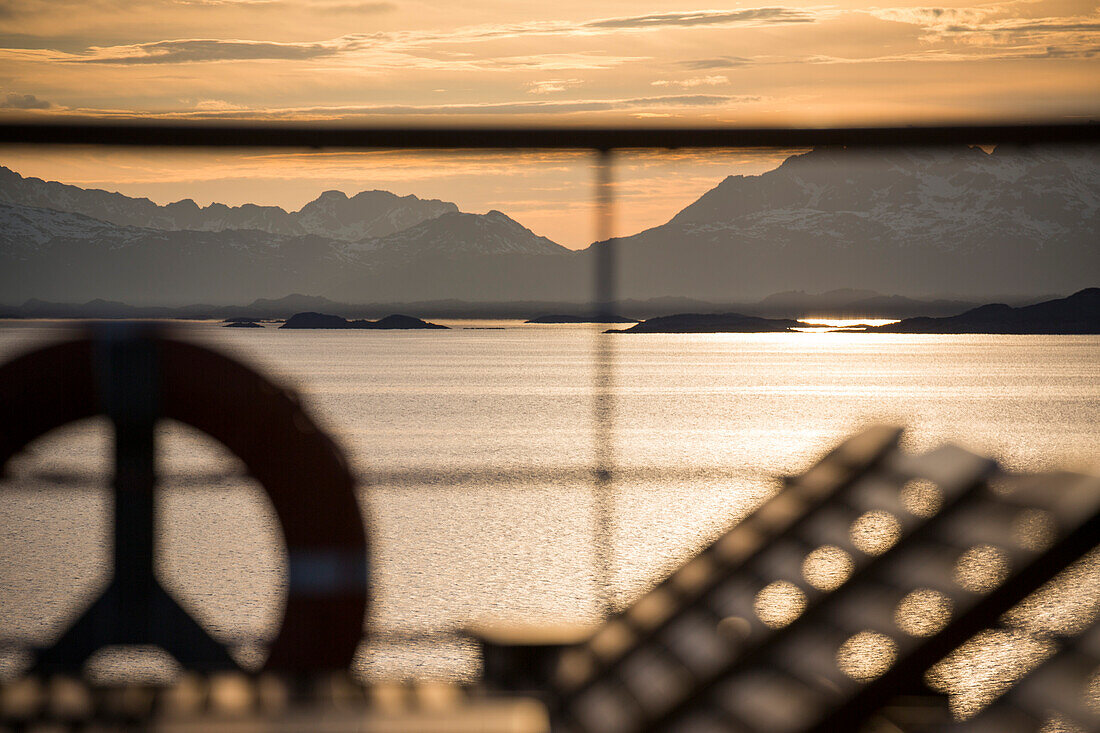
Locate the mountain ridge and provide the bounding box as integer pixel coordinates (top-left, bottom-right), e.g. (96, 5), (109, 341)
(871, 288), (1100, 333)
(2, 145), (1097, 305)
(0, 198), (575, 304)
(0, 165), (459, 241)
(587, 145), (1099, 300)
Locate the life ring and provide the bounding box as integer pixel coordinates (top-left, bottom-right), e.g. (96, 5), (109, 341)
(0, 324), (368, 672)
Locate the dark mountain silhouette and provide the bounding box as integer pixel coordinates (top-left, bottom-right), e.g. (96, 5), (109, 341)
(0, 166), (457, 241)
(835, 295), (983, 319)
(611, 313), (804, 333)
(280, 312), (349, 328)
(0, 201), (576, 304)
(588, 145), (1099, 300)
(749, 289), (983, 318)
(244, 293), (341, 314)
(317, 209), (579, 303)
(280, 312), (447, 329)
(361, 209), (566, 258)
(756, 288), (879, 313)
(526, 314), (639, 323)
(0, 202), (365, 304)
(2, 146), (1096, 305)
(0, 288), (1069, 323)
(871, 288), (1100, 333)
(603, 288), (1100, 334)
(371, 314), (449, 329)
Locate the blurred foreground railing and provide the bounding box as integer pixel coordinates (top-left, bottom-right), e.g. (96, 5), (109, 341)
(1, 121), (1098, 149)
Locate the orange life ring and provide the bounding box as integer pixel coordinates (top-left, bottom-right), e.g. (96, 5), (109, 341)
(0, 325), (368, 672)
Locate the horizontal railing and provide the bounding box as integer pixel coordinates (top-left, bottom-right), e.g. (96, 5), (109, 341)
(0, 121), (1098, 149)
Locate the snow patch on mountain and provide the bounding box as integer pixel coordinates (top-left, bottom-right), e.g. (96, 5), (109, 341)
(0, 166), (459, 241)
(367, 209), (570, 261)
(0, 202), (151, 258)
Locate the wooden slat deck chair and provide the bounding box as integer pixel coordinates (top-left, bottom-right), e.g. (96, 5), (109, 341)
(547, 426), (1100, 733)
(936, 615), (1100, 732)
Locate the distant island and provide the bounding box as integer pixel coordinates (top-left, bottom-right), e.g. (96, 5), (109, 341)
(611, 289), (1100, 335)
(223, 320), (264, 328)
(279, 312), (448, 330)
(527, 314), (639, 324)
(609, 313), (804, 334)
(2, 289), (1096, 334)
(0, 290), (1053, 322)
(869, 288), (1100, 334)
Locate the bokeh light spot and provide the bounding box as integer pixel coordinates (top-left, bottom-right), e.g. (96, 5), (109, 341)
(850, 511), (901, 556)
(836, 631), (897, 682)
(895, 589), (952, 637)
(954, 545), (1010, 593)
(900, 479), (943, 517)
(801, 545), (854, 591)
(753, 581), (807, 629)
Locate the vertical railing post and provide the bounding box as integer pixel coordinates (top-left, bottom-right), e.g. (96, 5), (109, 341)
(593, 148), (616, 617)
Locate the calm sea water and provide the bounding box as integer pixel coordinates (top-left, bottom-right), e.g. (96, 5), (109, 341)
(1, 322), (1097, 709)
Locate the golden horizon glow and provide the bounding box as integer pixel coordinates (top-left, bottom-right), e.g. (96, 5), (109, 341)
(799, 318), (903, 328)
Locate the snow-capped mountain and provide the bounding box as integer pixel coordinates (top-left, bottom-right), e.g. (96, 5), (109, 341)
(292, 189), (458, 240)
(0, 201), (369, 304)
(322, 209), (578, 302)
(348, 209), (567, 259)
(1, 145), (1095, 306)
(597, 145), (1099, 299)
(0, 202), (136, 254)
(0, 200), (576, 304)
(0, 166), (458, 241)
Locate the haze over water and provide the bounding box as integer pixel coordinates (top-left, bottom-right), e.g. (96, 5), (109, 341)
(1, 322), (1097, 709)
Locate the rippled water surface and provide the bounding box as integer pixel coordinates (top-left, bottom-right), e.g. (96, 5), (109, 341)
(1, 322), (1097, 694)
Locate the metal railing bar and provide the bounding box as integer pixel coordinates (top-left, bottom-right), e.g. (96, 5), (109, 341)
(0, 121), (1097, 149)
(593, 149), (617, 615)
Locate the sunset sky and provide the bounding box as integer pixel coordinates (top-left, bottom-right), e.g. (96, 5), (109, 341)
(1, 0), (1098, 245)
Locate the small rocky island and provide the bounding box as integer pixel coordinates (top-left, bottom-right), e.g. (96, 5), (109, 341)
(527, 314), (639, 324)
(279, 312), (448, 329)
(869, 288), (1100, 334)
(609, 313), (804, 333)
(605, 289), (1100, 334)
(223, 320), (264, 328)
